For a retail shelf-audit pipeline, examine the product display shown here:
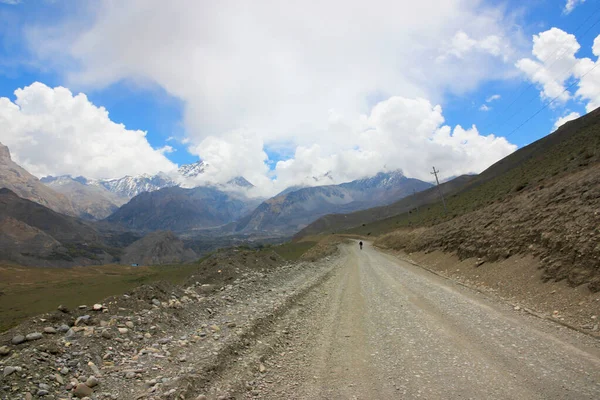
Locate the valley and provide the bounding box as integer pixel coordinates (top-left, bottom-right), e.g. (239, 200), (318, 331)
(0, 107), (599, 400)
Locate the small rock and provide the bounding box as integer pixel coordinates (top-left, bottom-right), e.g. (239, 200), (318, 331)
(55, 373), (64, 384)
(58, 324), (70, 333)
(44, 326), (57, 334)
(11, 335), (26, 345)
(60, 367), (70, 375)
(65, 328), (77, 338)
(75, 315), (90, 326)
(36, 389), (49, 396)
(125, 321), (134, 329)
(102, 330), (113, 339)
(78, 305), (88, 309)
(125, 371), (136, 379)
(3, 366), (16, 377)
(118, 327), (129, 334)
(152, 298), (161, 307)
(259, 363), (266, 373)
(93, 304), (103, 311)
(196, 396), (208, 400)
(0, 346), (10, 356)
(57, 304), (70, 313)
(26, 332), (43, 341)
(39, 383), (50, 390)
(513, 306), (521, 311)
(86, 375), (100, 387)
(25, 393), (32, 400)
(73, 383), (93, 398)
(88, 361), (102, 377)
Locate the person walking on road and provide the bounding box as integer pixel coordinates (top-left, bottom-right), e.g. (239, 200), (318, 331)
(359, 241), (363, 250)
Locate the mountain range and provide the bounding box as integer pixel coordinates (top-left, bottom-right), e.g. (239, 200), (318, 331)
(236, 171), (433, 234)
(0, 140), (435, 266)
(40, 160), (256, 220)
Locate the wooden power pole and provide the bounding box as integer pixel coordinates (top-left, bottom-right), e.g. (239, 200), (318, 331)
(431, 166), (447, 213)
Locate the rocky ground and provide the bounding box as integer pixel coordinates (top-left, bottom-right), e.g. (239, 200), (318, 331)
(0, 246), (339, 400)
(375, 164), (600, 291)
(2, 239), (599, 400)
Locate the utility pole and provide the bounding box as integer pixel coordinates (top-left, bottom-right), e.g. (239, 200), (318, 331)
(431, 166), (447, 213)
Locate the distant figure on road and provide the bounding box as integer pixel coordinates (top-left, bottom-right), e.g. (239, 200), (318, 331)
(359, 241), (363, 250)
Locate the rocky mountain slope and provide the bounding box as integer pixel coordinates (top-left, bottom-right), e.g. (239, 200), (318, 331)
(120, 231), (197, 265)
(237, 170), (432, 235)
(106, 186), (260, 232)
(296, 174), (474, 237)
(0, 142), (76, 217)
(41, 175), (127, 220)
(0, 188), (114, 266)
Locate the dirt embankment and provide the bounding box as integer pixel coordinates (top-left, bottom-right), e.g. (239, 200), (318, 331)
(375, 165), (600, 292)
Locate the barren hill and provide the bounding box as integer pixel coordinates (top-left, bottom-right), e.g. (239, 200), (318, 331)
(0, 142), (76, 217)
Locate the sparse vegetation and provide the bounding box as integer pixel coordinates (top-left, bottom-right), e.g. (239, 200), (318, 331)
(0, 262), (200, 332)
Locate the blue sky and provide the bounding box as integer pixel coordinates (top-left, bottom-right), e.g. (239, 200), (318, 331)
(0, 0), (598, 194)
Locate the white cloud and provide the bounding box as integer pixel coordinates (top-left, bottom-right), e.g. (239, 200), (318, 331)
(438, 31), (513, 62)
(0, 0), (22, 5)
(517, 29), (600, 112)
(27, 1), (523, 137)
(516, 28), (600, 112)
(272, 97), (516, 191)
(479, 104), (491, 111)
(564, 0), (585, 14)
(553, 111), (581, 131)
(516, 28), (580, 103)
(0, 82), (177, 179)
(18, 1), (526, 195)
(486, 94), (501, 102)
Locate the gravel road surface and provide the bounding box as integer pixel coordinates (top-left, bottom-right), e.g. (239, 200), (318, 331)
(215, 242), (600, 399)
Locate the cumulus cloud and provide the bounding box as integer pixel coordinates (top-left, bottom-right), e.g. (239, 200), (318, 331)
(0, 82), (177, 179)
(516, 28), (600, 111)
(553, 111), (581, 131)
(516, 28), (580, 103)
(272, 97), (516, 191)
(479, 104), (491, 111)
(18, 1), (526, 195)
(564, 0), (585, 14)
(486, 94), (501, 102)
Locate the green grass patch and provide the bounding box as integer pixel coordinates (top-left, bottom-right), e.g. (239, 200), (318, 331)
(270, 241), (318, 261)
(0, 262), (200, 332)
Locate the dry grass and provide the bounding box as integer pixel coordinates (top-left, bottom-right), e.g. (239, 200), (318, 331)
(0, 262), (199, 332)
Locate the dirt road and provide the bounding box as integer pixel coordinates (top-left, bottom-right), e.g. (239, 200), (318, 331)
(212, 243), (600, 399)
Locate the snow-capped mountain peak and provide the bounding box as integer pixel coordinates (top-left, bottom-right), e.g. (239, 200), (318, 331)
(178, 161), (208, 178)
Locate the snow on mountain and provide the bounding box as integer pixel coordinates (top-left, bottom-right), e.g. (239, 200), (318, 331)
(178, 161), (208, 178)
(91, 173), (178, 199)
(42, 160), (254, 201)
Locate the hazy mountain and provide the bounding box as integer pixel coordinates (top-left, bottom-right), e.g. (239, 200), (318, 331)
(105, 185), (259, 232)
(120, 231), (197, 265)
(0, 188), (115, 266)
(0, 142), (77, 217)
(64, 160), (254, 201)
(236, 170), (432, 235)
(41, 175), (127, 220)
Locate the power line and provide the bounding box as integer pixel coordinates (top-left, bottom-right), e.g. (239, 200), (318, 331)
(478, 4), (600, 134)
(505, 61), (599, 138)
